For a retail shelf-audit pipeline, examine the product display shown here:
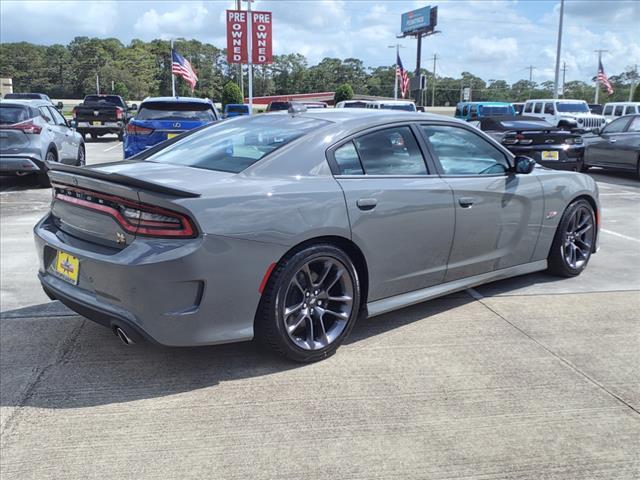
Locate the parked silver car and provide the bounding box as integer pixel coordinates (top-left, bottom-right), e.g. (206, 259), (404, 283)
(34, 109), (600, 362)
(1, 99), (85, 186)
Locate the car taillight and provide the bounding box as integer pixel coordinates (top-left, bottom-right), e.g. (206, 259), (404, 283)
(565, 137), (583, 145)
(53, 185), (197, 238)
(502, 136), (518, 145)
(126, 123), (154, 135)
(0, 119), (42, 134)
(115, 107), (124, 120)
(72, 107), (77, 119)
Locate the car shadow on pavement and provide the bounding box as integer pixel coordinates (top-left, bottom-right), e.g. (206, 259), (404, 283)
(587, 169), (638, 188)
(0, 175), (43, 192)
(0, 294), (479, 410)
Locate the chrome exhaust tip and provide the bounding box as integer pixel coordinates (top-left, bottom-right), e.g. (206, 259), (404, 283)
(114, 326), (135, 346)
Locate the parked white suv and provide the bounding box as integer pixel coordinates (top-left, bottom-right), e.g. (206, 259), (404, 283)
(602, 102), (640, 122)
(523, 99), (606, 130)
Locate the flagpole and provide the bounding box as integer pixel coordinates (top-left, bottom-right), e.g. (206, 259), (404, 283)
(244, 0), (254, 115)
(171, 39), (176, 97)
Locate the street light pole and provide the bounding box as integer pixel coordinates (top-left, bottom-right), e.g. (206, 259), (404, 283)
(243, 0), (254, 115)
(431, 53), (438, 107)
(553, 0), (564, 100)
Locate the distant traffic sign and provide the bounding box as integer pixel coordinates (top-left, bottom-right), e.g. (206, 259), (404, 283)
(401, 6), (432, 34)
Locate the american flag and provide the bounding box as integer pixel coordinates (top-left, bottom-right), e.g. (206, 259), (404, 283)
(597, 59), (614, 95)
(396, 52), (409, 98)
(172, 49), (198, 90)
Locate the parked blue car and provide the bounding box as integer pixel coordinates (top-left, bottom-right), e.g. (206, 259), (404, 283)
(455, 102), (515, 122)
(224, 103), (250, 118)
(123, 97), (219, 158)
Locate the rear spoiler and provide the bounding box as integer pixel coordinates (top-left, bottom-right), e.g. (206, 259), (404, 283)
(46, 163), (201, 198)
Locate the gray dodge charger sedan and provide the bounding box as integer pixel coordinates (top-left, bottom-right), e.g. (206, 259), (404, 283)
(34, 108), (600, 362)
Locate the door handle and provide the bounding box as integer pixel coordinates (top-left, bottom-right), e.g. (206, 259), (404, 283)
(609, 139), (616, 143)
(356, 198), (377, 211)
(458, 197), (475, 208)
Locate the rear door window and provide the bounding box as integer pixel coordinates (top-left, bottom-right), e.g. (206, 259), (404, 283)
(353, 126), (428, 175)
(39, 107), (54, 124)
(524, 103), (533, 113)
(334, 141), (363, 175)
(614, 105), (624, 116)
(603, 105), (613, 115)
(543, 103), (554, 114)
(48, 106), (67, 126)
(534, 103), (543, 114)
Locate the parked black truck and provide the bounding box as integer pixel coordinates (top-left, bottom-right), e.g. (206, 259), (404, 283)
(72, 95), (136, 140)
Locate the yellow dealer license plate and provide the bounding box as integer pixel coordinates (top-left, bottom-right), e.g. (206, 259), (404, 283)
(167, 133), (178, 139)
(541, 151), (559, 161)
(92, 121), (101, 126)
(54, 251), (79, 285)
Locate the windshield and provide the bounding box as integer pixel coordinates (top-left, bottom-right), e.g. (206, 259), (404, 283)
(84, 95), (124, 106)
(0, 105), (32, 124)
(555, 102), (589, 113)
(380, 104), (416, 111)
(226, 105), (248, 114)
(137, 103), (215, 121)
(4, 93), (44, 100)
(342, 102), (368, 108)
(480, 106), (514, 116)
(144, 115), (330, 173)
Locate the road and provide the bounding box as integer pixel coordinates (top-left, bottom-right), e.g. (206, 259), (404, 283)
(1, 139), (639, 479)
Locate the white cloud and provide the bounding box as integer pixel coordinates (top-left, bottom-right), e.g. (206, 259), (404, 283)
(134, 3), (210, 39)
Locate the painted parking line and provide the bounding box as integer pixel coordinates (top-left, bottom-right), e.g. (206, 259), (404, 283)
(103, 143), (122, 152)
(601, 229), (640, 243)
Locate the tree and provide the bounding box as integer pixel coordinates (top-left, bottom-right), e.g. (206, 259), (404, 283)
(334, 83), (354, 103)
(221, 81), (243, 107)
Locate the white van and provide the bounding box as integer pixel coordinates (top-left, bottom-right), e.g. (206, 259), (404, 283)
(365, 100), (416, 112)
(602, 102), (640, 122)
(523, 99), (606, 130)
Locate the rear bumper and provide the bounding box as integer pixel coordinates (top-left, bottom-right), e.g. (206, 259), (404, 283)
(34, 213), (287, 347)
(0, 155), (45, 174)
(509, 145), (584, 170)
(76, 122), (123, 135)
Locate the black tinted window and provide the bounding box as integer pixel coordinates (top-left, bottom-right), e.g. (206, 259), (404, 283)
(334, 141), (363, 175)
(354, 126), (427, 175)
(137, 103), (216, 121)
(603, 117), (630, 134)
(144, 115), (329, 173)
(614, 105), (624, 116)
(534, 103), (543, 114)
(0, 105), (31, 124)
(84, 95), (124, 107)
(421, 125), (509, 175)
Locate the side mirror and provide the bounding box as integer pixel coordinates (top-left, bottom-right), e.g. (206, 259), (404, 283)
(56, 101), (64, 110)
(130, 104), (137, 111)
(514, 155), (536, 174)
(592, 127), (601, 135)
(69, 119), (77, 130)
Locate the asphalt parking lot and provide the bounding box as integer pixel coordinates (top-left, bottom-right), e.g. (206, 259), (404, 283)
(1, 139), (639, 479)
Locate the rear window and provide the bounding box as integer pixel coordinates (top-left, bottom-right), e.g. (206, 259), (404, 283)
(144, 115), (330, 173)
(268, 102), (290, 111)
(83, 95), (124, 106)
(225, 105), (248, 114)
(479, 106), (514, 116)
(137, 102), (216, 121)
(342, 101), (368, 108)
(379, 103), (416, 111)
(0, 105), (32, 124)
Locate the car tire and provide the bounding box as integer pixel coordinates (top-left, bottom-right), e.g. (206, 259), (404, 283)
(256, 244), (361, 363)
(577, 156), (590, 172)
(547, 199), (595, 277)
(76, 144), (86, 167)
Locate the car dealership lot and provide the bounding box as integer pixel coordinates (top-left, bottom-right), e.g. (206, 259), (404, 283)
(1, 142), (639, 479)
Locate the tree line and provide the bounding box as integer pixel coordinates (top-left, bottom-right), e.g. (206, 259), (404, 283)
(1, 37), (638, 104)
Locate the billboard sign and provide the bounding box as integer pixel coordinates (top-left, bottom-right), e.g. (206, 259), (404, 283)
(226, 10), (248, 64)
(251, 11), (273, 64)
(401, 6), (432, 34)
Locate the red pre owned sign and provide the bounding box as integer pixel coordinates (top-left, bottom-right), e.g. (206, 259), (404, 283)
(252, 11), (272, 64)
(226, 10), (247, 64)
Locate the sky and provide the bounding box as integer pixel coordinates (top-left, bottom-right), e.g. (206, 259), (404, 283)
(1, 0), (639, 84)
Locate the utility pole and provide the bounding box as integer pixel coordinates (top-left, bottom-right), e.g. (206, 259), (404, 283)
(594, 49), (608, 104)
(526, 65), (536, 100)
(431, 53), (438, 107)
(552, 0), (564, 99)
(561, 62), (567, 97)
(388, 43), (405, 100)
(629, 64), (638, 102)
(96, 73), (99, 94)
(171, 39), (176, 97)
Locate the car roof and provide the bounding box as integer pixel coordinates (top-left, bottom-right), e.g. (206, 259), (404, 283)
(458, 101), (512, 106)
(604, 102), (640, 105)
(142, 96), (213, 105)
(527, 99), (585, 102)
(368, 100), (415, 104)
(0, 99), (51, 107)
